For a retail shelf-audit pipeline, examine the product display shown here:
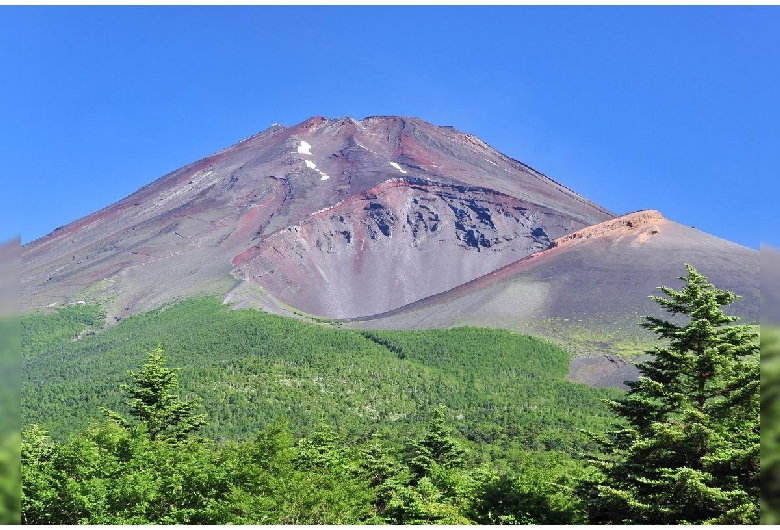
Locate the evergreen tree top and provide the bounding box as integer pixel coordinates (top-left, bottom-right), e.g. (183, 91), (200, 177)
(582, 264), (759, 524)
(105, 346), (207, 442)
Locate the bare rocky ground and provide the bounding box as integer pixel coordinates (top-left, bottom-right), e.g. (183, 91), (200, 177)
(21, 116), (758, 388)
(567, 355), (642, 390)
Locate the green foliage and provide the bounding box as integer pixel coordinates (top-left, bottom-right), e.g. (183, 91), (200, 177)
(21, 415), (379, 524)
(378, 405), (477, 524)
(19, 268), (762, 524)
(0, 315), (20, 439)
(22, 297), (620, 452)
(354, 434), (408, 520)
(21, 425), (56, 524)
(21, 353), (599, 524)
(581, 264), (759, 524)
(104, 346), (207, 441)
(0, 316), (20, 524)
(21, 296), (639, 524)
(359, 327), (618, 451)
(22, 303), (104, 360)
(761, 325), (780, 524)
(22, 420), (231, 524)
(409, 404), (466, 477)
(0, 433), (21, 524)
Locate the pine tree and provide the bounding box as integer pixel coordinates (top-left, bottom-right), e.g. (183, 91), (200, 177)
(581, 264), (759, 524)
(104, 346), (206, 442)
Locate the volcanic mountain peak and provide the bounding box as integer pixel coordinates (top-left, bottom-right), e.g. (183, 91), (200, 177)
(226, 115), (614, 222)
(20, 115), (759, 391)
(22, 114), (755, 338)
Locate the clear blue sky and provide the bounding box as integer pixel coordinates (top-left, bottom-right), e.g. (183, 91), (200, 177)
(3, 6), (777, 249)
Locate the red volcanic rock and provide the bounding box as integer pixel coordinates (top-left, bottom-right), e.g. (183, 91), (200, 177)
(345, 208), (759, 328)
(552, 209), (665, 249)
(22, 116), (613, 321)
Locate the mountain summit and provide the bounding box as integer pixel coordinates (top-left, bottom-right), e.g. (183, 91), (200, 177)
(22, 116), (615, 320)
(22, 115), (757, 385)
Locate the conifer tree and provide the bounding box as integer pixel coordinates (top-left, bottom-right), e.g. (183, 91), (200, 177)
(409, 404), (466, 478)
(104, 346), (206, 442)
(582, 264), (759, 524)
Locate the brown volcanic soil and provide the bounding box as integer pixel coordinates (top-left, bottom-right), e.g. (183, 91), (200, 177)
(345, 210), (758, 386)
(22, 116), (612, 322)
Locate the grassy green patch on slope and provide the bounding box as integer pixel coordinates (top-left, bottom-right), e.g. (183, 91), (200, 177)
(22, 303), (104, 360)
(520, 313), (656, 358)
(22, 297), (622, 452)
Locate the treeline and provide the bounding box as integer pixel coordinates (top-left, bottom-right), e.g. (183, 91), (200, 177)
(0, 315), (21, 525)
(22, 298), (621, 451)
(19, 265), (760, 524)
(19, 299), (624, 524)
(762, 325), (780, 524)
(22, 404), (588, 524)
(0, 433), (20, 524)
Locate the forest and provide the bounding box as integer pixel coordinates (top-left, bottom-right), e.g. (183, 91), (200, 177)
(21, 297), (621, 450)
(11, 265), (762, 524)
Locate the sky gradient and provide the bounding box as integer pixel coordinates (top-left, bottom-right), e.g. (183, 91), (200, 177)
(3, 6), (777, 249)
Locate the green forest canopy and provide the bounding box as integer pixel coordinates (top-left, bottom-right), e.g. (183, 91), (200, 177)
(22, 297), (621, 450)
(17, 263), (762, 524)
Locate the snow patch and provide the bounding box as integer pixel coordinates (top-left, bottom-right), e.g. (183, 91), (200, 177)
(297, 140), (312, 155)
(311, 203), (339, 216)
(355, 141), (377, 154)
(389, 162), (408, 174)
(303, 159), (329, 180)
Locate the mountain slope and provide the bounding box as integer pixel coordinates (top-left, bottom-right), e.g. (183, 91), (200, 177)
(21, 115), (758, 390)
(344, 209), (758, 386)
(22, 116), (613, 321)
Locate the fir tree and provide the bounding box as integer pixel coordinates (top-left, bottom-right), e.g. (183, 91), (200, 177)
(104, 346), (207, 442)
(581, 264), (759, 524)
(409, 404), (466, 478)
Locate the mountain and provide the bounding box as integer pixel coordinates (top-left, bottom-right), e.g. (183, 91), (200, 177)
(21, 116), (612, 319)
(21, 116), (758, 386)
